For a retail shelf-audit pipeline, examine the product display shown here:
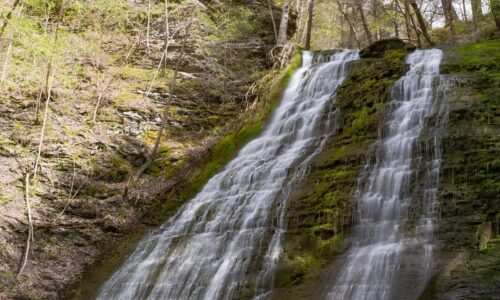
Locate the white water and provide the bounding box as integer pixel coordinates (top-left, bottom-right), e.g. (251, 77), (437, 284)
(328, 49), (444, 300)
(97, 50), (358, 300)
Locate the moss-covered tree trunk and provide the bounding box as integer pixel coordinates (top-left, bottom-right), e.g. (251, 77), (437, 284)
(356, 0), (373, 44)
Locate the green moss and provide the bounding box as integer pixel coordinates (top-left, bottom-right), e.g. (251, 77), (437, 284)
(430, 40), (499, 298)
(275, 233), (346, 288)
(383, 49), (407, 63)
(273, 52), (408, 297)
(441, 39), (500, 74)
(0, 198), (11, 206)
(336, 57), (405, 141)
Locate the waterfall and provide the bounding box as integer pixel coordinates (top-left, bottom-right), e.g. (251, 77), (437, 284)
(327, 49), (444, 300)
(97, 50), (359, 300)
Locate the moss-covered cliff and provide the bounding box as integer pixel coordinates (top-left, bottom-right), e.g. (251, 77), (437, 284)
(269, 48), (409, 298)
(270, 39), (499, 299)
(427, 39), (500, 299)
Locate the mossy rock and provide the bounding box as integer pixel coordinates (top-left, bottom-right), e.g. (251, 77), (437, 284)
(427, 40), (500, 299)
(271, 50), (408, 298)
(359, 38), (416, 58)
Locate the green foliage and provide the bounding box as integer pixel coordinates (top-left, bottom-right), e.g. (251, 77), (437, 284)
(430, 12), (498, 45)
(197, 5), (264, 42)
(23, 0), (63, 18)
(442, 39), (500, 74)
(442, 39), (500, 126)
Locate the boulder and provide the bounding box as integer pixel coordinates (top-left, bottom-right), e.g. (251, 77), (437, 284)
(111, 135), (151, 166)
(359, 38), (417, 58)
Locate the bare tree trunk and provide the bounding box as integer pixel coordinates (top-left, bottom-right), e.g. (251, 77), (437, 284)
(356, 1), (373, 44)
(411, 13), (423, 47)
(472, 0), (481, 40)
(304, 0), (315, 50)
(348, 26), (357, 48)
(337, 0), (361, 49)
(398, 0), (413, 41)
(404, 0), (422, 47)
(393, 0), (400, 37)
(295, 0), (304, 42)
(491, 0), (500, 30)
(0, 0), (21, 39)
(461, 0), (468, 21)
(92, 76), (113, 121)
(409, 0), (434, 46)
(146, 0), (152, 53)
(33, 71), (53, 180)
(441, 0), (456, 38)
(473, 0), (483, 16)
(35, 0), (65, 124)
(267, 0), (278, 43)
(0, 37), (12, 86)
(163, 0), (170, 72)
(17, 173), (33, 276)
(277, 0), (292, 46)
(371, 0), (383, 39)
(340, 9), (346, 47)
(35, 60), (53, 125)
(134, 14), (193, 180)
(451, 4), (460, 20)
(34, 0), (65, 177)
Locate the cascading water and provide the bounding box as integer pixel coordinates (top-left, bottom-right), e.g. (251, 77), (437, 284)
(97, 50), (359, 300)
(327, 49), (444, 300)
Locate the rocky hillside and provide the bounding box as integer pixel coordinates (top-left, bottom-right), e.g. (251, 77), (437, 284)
(0, 0), (285, 298)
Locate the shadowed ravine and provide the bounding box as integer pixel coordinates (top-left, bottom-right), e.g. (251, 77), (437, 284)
(96, 50), (359, 300)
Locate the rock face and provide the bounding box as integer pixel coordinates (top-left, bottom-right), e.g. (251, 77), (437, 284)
(427, 40), (500, 299)
(111, 135), (151, 167)
(359, 38), (416, 58)
(270, 39), (499, 299)
(269, 49), (408, 299)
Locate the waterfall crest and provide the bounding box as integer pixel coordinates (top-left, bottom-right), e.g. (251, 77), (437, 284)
(328, 49), (444, 300)
(97, 50), (359, 300)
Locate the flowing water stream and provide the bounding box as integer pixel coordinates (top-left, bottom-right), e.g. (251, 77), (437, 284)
(328, 49), (444, 300)
(97, 50), (359, 300)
